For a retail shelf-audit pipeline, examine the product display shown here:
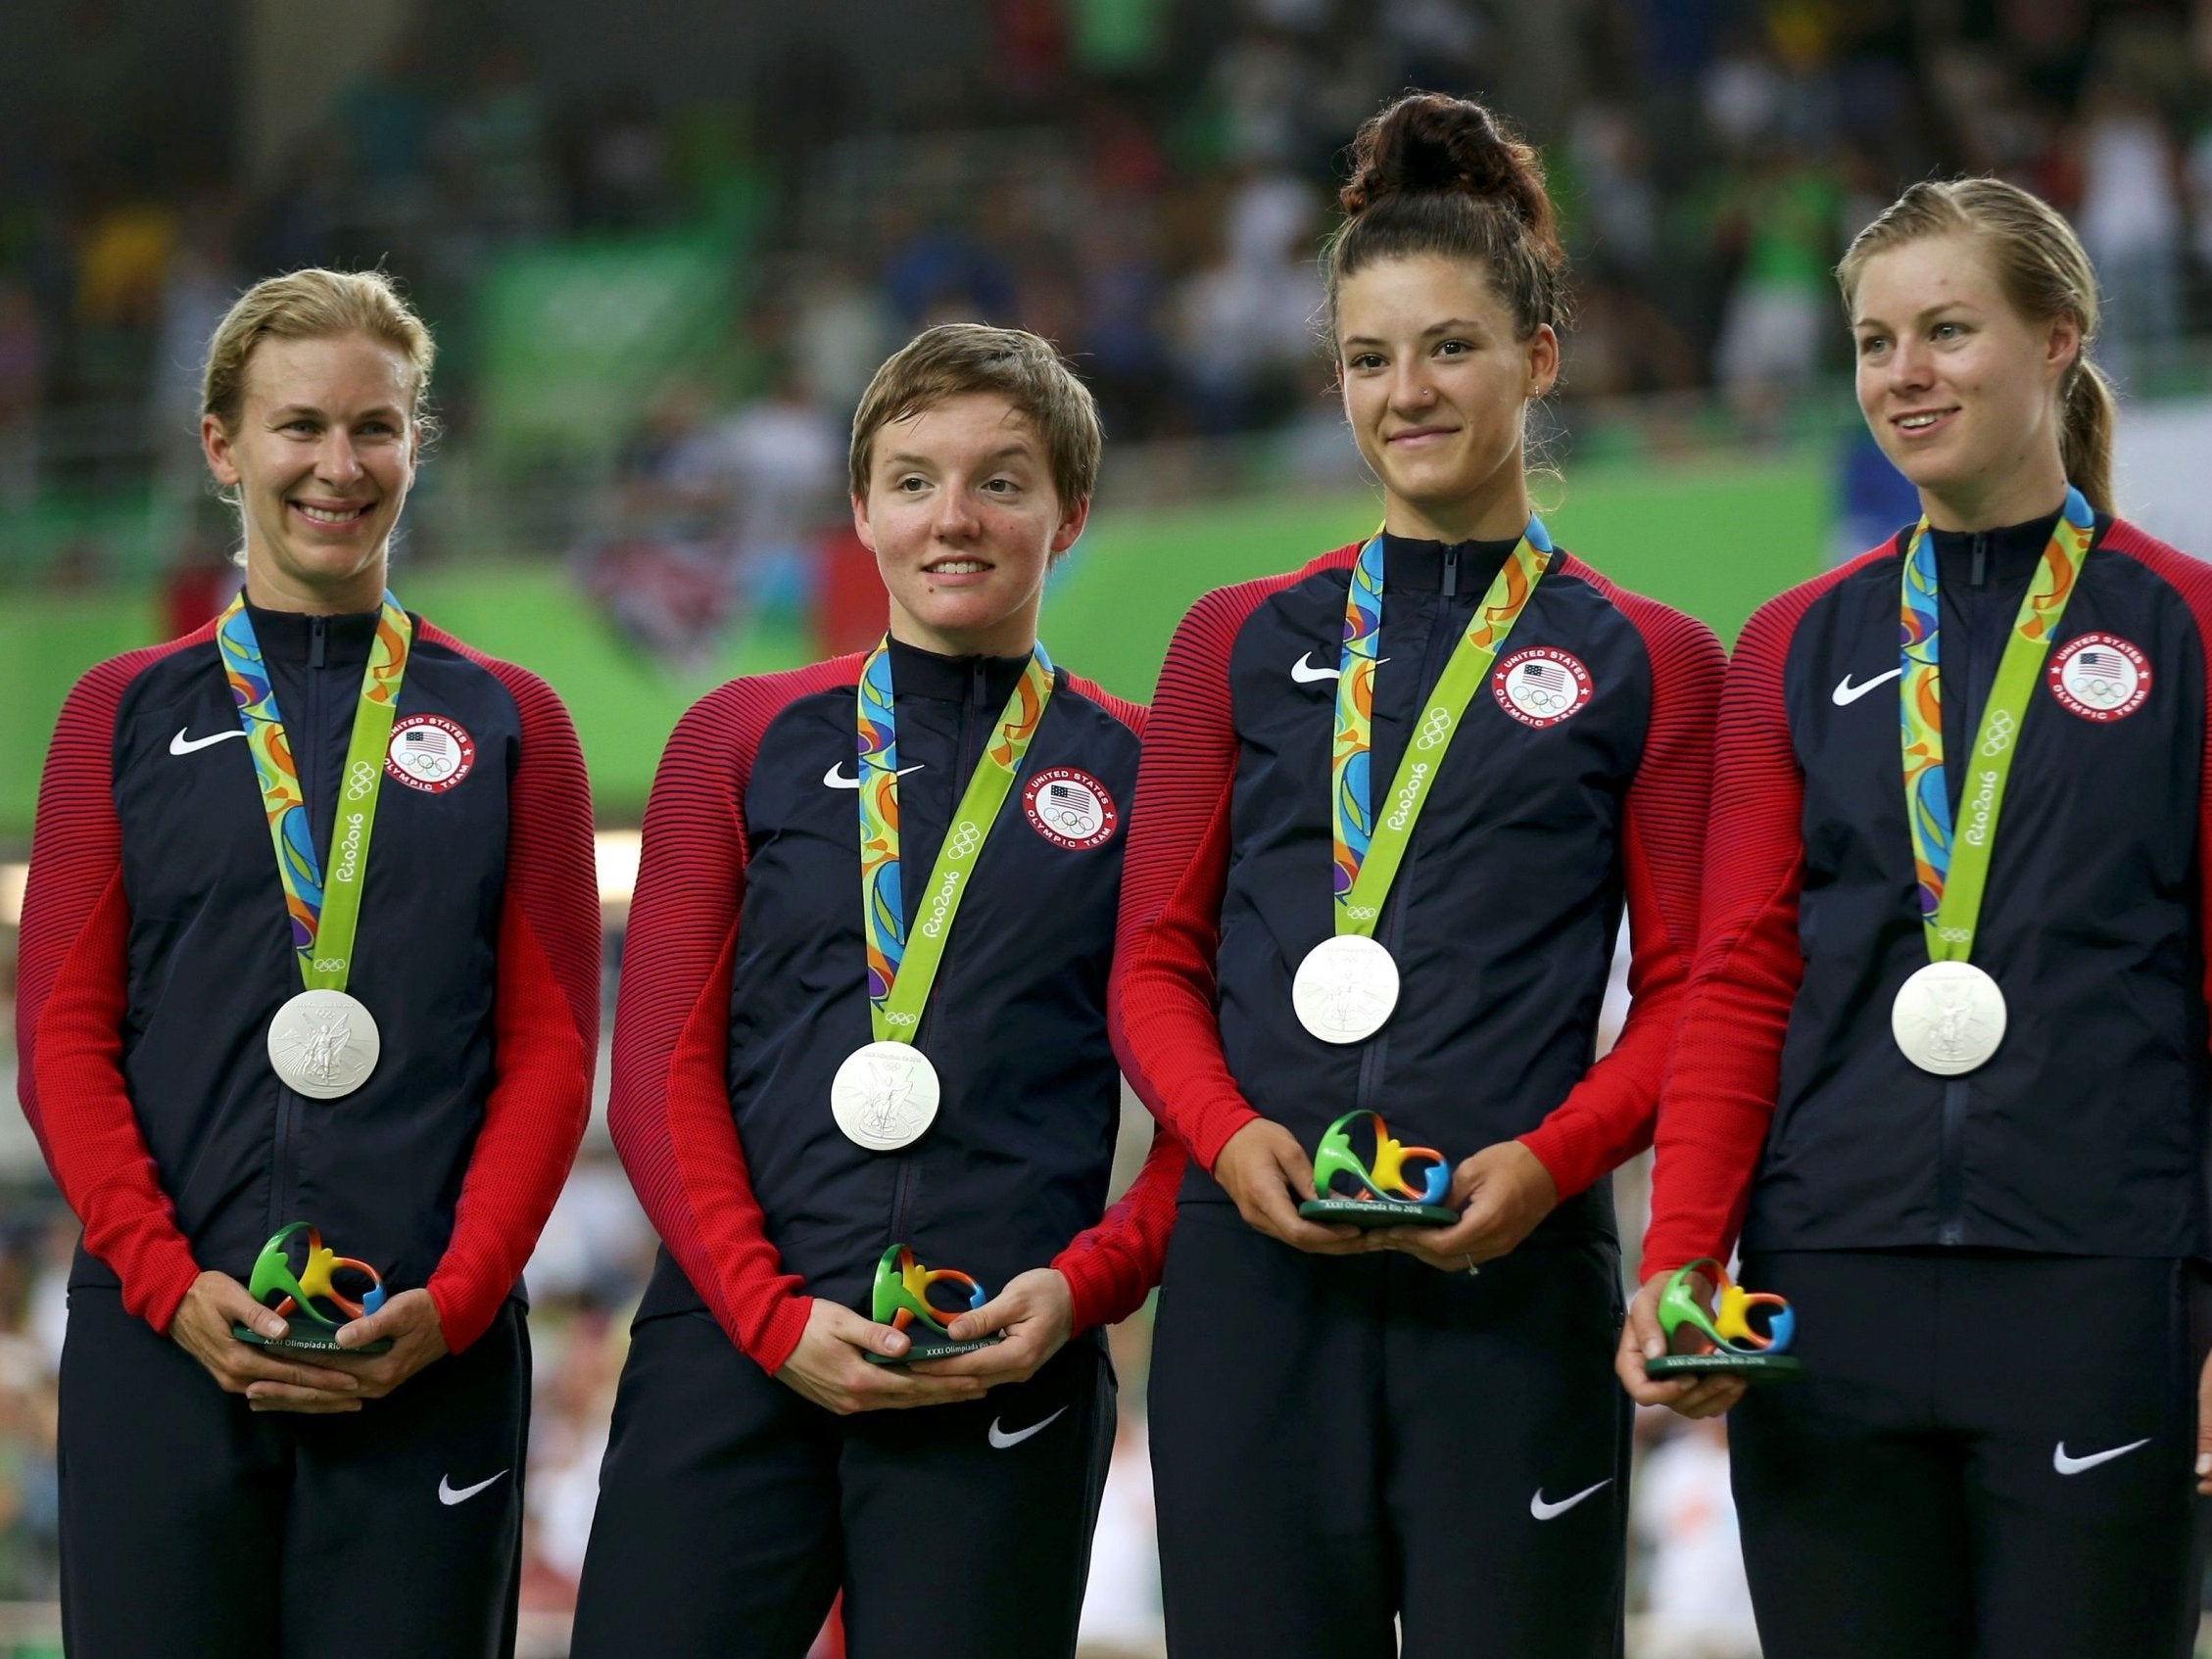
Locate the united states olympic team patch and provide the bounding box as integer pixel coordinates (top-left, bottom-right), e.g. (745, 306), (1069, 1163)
(385, 714), (477, 792)
(1492, 646), (1594, 728)
(2045, 633), (2150, 722)
(1023, 767), (1119, 850)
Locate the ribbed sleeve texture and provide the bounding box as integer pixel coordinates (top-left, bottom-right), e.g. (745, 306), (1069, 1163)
(605, 660), (858, 1374)
(18, 631), (216, 1334)
(1109, 568), (1321, 1170)
(1639, 553), (1881, 1279)
(2098, 524), (2212, 1044)
(1517, 559), (1724, 1197)
(420, 628), (601, 1351)
(1049, 678), (1186, 1333)
(1112, 552), (1721, 1195)
(611, 660), (1182, 1370)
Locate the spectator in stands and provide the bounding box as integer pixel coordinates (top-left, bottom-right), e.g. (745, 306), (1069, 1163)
(2076, 78), (2186, 387)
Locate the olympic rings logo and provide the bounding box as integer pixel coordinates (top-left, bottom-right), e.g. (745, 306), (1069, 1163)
(344, 761), (377, 801)
(1936, 927), (1971, 944)
(311, 957), (347, 972)
(1978, 710), (2016, 757)
(946, 821), (983, 859)
(1343, 905), (1377, 921)
(1414, 708), (1454, 751)
(884, 1012), (919, 1026)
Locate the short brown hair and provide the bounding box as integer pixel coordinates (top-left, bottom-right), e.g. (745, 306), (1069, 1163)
(1837, 178), (2114, 513)
(848, 324), (1101, 507)
(203, 267), (436, 440)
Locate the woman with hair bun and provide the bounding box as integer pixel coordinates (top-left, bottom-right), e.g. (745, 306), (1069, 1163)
(1114, 92), (1723, 1655)
(18, 268), (599, 1656)
(1622, 177), (2212, 1657)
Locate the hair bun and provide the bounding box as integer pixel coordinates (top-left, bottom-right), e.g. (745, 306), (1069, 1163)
(1339, 92), (1550, 239)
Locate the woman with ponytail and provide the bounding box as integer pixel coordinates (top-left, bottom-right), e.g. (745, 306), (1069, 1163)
(1621, 177), (2212, 1657)
(1114, 92), (1722, 1655)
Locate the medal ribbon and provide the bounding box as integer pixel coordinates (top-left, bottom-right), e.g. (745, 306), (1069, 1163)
(1329, 518), (1553, 935)
(215, 592), (411, 992)
(1900, 486), (2092, 963)
(857, 638), (1055, 1044)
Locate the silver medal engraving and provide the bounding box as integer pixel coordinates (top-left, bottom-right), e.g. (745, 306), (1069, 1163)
(1892, 961), (2006, 1076)
(267, 989), (380, 1099)
(1291, 934), (1401, 1045)
(831, 1040), (941, 1151)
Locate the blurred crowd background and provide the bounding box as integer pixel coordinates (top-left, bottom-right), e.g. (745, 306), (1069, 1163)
(10, 0), (2212, 1653)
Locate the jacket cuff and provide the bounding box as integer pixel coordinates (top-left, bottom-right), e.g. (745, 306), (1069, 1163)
(741, 1292), (814, 1377)
(1192, 1104), (1261, 1174)
(1515, 1121), (1596, 1203)
(135, 1248), (205, 1338)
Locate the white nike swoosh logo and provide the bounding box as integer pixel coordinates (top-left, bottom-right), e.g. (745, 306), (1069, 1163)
(169, 727), (248, 756)
(987, 1405), (1070, 1449)
(1530, 1478), (1612, 1520)
(2052, 1438), (2149, 1476)
(822, 762), (925, 789)
(1832, 667), (1903, 706)
(438, 1469), (509, 1506)
(1291, 651), (1388, 685)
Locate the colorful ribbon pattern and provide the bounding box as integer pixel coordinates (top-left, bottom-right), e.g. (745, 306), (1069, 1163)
(855, 638), (1055, 1044)
(1328, 521), (1553, 934)
(215, 592), (411, 990)
(1899, 487), (2092, 963)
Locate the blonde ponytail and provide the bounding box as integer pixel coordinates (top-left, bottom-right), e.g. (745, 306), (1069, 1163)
(2062, 359), (2117, 516)
(1839, 178), (2114, 513)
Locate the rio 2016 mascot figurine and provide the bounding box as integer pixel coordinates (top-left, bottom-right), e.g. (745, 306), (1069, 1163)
(1644, 1256), (1803, 1381)
(1297, 1109), (1458, 1228)
(229, 1221), (395, 1355)
(865, 1243), (1004, 1365)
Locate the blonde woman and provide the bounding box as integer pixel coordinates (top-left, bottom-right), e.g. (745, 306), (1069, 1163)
(1624, 179), (2212, 1658)
(19, 269), (598, 1656)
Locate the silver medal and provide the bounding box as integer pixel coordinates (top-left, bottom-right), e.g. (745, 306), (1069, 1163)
(1892, 961), (2006, 1076)
(267, 988), (380, 1099)
(831, 1040), (941, 1151)
(1292, 934), (1401, 1045)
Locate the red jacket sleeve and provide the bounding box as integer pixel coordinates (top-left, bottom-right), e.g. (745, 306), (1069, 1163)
(1049, 680), (1186, 1329)
(19, 642), (211, 1334)
(1052, 1119), (1183, 1330)
(422, 639), (601, 1351)
(606, 663), (853, 1374)
(1519, 575), (1724, 1196)
(1111, 577), (1308, 1171)
(1638, 585), (1820, 1279)
(2098, 528), (2212, 1064)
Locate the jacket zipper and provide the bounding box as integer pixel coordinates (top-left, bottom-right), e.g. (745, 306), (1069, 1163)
(266, 618), (328, 1237)
(1935, 534), (1986, 1247)
(888, 663), (992, 1249)
(1355, 548), (1460, 1119)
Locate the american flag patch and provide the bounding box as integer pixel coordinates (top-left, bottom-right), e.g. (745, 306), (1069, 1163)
(2047, 632), (2150, 723)
(385, 713), (477, 792)
(1023, 766), (1119, 850)
(1492, 646), (1593, 728)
